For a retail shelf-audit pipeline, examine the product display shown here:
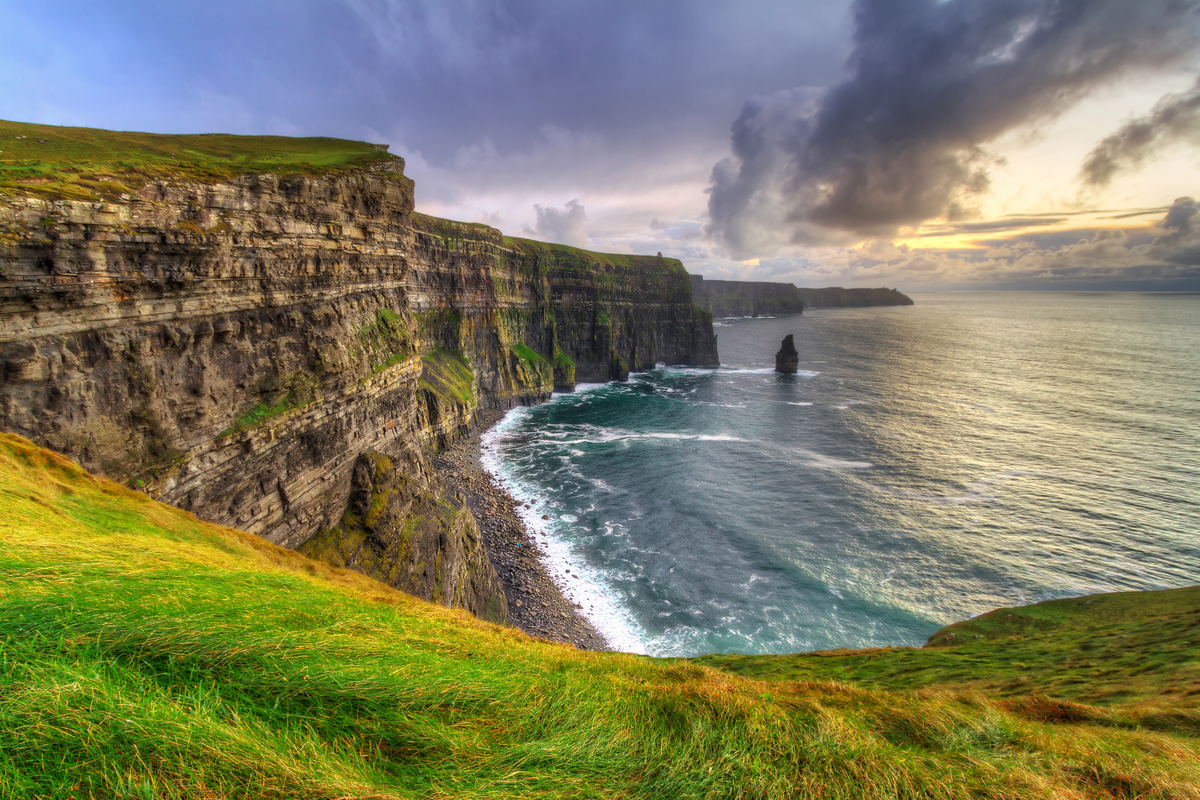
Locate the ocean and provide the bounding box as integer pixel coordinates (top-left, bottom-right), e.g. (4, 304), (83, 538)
(481, 292), (1200, 656)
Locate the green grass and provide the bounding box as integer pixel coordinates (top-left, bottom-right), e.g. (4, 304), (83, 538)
(690, 589), (1200, 711)
(419, 349), (475, 406)
(510, 343), (548, 366)
(1, 433), (1199, 799)
(502, 236), (688, 275)
(0, 119), (396, 201)
(357, 307), (412, 375)
(218, 373), (319, 437)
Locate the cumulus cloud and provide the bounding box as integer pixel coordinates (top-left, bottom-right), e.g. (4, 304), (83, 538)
(530, 200), (588, 247)
(1081, 79), (1200, 187)
(708, 0), (1200, 259)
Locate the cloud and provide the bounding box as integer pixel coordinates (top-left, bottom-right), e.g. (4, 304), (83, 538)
(921, 215), (1069, 234)
(690, 199), (1200, 289)
(1081, 78), (1200, 187)
(708, 0), (1200, 259)
(530, 200), (588, 247)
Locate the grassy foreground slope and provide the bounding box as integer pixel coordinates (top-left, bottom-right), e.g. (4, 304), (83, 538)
(693, 588), (1200, 710)
(1, 433), (1198, 799)
(0, 119), (395, 201)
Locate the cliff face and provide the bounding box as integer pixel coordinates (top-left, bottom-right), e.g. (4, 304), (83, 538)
(691, 276), (913, 317)
(690, 276), (805, 318)
(796, 287), (914, 309)
(414, 216), (717, 383)
(0, 158), (717, 621)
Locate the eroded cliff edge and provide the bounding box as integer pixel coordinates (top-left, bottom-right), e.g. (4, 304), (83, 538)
(0, 145), (717, 623)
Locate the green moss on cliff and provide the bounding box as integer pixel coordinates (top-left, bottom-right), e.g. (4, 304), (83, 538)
(219, 370), (319, 437)
(3, 433), (1199, 799)
(412, 211), (503, 245)
(356, 307), (412, 374)
(510, 342), (548, 366)
(0, 118), (398, 201)
(419, 348), (474, 406)
(552, 349), (575, 369)
(509, 343), (554, 390)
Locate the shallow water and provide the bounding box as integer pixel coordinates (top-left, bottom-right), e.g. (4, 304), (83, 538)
(483, 292), (1200, 656)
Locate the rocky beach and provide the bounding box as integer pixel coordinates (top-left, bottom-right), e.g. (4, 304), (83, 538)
(434, 409), (611, 651)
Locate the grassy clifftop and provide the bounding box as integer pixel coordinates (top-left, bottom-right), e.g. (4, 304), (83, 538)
(0, 119), (398, 201)
(1, 440), (1198, 798)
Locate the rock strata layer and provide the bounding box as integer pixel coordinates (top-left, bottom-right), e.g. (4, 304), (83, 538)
(0, 159), (717, 623)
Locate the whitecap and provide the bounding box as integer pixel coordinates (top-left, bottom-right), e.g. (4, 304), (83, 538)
(483, 419), (649, 653)
(794, 449), (874, 470)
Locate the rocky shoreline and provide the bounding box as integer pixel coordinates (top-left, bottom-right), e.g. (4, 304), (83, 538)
(433, 409), (613, 652)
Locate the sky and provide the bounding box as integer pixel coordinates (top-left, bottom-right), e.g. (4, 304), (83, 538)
(3, 0), (1200, 290)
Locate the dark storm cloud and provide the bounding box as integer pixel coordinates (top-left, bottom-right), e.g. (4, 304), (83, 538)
(708, 0), (1200, 258)
(0, 1), (849, 171)
(1081, 79), (1200, 187)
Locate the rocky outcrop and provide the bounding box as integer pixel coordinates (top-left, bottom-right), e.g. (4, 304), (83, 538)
(0, 154), (717, 622)
(690, 276), (805, 318)
(300, 446), (507, 623)
(775, 335), (799, 374)
(691, 276), (913, 317)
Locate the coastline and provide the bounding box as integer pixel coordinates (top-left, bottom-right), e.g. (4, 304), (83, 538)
(433, 409), (613, 652)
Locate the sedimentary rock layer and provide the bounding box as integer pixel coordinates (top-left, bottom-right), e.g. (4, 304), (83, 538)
(0, 159), (717, 620)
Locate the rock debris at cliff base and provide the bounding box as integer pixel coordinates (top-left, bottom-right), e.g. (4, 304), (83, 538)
(433, 410), (612, 652)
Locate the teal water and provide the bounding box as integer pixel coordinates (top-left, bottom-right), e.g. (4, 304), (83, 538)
(482, 292), (1200, 656)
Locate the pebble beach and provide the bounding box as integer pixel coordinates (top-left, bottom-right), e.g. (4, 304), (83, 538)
(433, 410), (612, 652)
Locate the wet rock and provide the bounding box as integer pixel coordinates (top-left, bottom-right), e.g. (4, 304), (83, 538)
(775, 334), (799, 374)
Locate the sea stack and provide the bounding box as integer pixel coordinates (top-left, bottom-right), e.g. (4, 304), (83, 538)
(775, 335), (799, 374)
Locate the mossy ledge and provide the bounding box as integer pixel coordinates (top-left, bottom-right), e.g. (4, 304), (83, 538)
(2, 432), (1198, 799)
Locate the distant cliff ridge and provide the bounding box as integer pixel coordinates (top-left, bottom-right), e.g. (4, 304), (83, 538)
(689, 277), (805, 317)
(691, 276), (912, 317)
(0, 120), (717, 622)
(797, 286), (914, 309)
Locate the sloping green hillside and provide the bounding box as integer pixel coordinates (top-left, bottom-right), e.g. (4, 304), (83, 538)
(1, 432), (1198, 799)
(692, 587), (1200, 710)
(0, 119), (396, 201)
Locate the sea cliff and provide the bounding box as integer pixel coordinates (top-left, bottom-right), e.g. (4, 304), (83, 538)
(691, 275), (913, 317)
(0, 122), (717, 621)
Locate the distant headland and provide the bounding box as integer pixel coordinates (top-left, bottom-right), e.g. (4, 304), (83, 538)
(690, 275), (913, 318)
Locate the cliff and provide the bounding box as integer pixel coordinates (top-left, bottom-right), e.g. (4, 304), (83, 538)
(4, 431), (1197, 800)
(797, 286), (914, 308)
(691, 275), (913, 317)
(690, 276), (805, 317)
(0, 120), (717, 622)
